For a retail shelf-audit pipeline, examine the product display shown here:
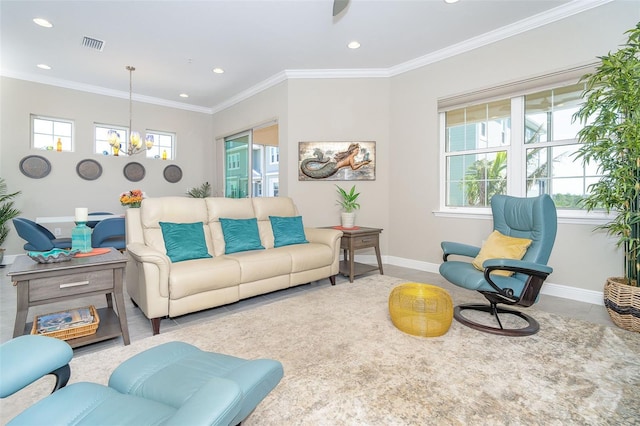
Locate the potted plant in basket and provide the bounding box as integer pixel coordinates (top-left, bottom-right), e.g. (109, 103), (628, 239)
(336, 184), (360, 229)
(0, 177), (21, 266)
(573, 22), (640, 332)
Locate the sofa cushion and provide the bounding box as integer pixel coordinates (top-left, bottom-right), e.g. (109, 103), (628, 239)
(252, 197), (298, 249)
(159, 222), (212, 263)
(141, 197), (213, 255)
(269, 216), (308, 248)
(220, 218), (265, 254)
(227, 249), (292, 283)
(276, 243), (335, 273)
(169, 257), (241, 299)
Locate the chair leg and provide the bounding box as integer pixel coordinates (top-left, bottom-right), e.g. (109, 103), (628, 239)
(454, 303), (540, 336)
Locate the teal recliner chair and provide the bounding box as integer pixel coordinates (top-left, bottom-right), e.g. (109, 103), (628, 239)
(1, 335), (283, 425)
(439, 194), (557, 336)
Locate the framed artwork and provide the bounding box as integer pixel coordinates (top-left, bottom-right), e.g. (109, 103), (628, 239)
(298, 141), (375, 181)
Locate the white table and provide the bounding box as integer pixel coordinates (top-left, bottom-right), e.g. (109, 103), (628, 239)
(36, 215), (122, 224)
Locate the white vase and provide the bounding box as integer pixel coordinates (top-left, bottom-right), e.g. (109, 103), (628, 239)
(341, 212), (356, 229)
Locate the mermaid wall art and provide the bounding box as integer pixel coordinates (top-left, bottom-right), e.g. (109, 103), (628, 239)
(298, 141), (376, 181)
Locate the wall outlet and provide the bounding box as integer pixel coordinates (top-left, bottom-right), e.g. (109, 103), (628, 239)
(54, 228), (62, 236)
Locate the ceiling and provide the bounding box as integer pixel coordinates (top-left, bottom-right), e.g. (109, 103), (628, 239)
(1, 0), (603, 113)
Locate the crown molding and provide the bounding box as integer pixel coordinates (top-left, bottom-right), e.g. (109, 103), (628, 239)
(2, 0), (613, 115)
(210, 71), (289, 114)
(210, 0), (612, 113)
(388, 0), (614, 76)
(0, 68), (213, 114)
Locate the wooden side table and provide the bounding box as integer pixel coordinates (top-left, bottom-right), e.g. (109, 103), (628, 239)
(337, 227), (384, 283)
(7, 248), (130, 348)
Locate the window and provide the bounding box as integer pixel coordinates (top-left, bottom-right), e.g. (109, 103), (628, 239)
(227, 153), (240, 170)
(95, 124), (127, 156)
(441, 82), (599, 212)
(146, 130), (175, 160)
(269, 146), (279, 164)
(32, 115), (73, 151)
(94, 126), (174, 159)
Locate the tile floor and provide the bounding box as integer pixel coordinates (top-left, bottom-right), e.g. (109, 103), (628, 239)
(0, 263), (613, 356)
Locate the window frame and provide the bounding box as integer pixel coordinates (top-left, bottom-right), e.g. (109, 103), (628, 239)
(94, 123), (128, 156)
(31, 114), (74, 151)
(145, 129), (176, 160)
(437, 78), (612, 224)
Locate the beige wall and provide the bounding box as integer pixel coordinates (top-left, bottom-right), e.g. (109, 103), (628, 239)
(211, 82), (288, 197)
(286, 78), (391, 233)
(2, 0), (637, 299)
(387, 1), (638, 293)
(0, 78), (213, 255)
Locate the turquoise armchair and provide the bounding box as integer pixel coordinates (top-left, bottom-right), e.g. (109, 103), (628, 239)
(1, 335), (283, 425)
(439, 194), (557, 336)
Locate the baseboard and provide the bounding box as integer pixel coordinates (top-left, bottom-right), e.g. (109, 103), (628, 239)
(6, 252), (605, 306)
(355, 254), (605, 306)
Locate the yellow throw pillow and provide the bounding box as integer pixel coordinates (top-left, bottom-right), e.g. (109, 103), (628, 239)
(472, 230), (532, 277)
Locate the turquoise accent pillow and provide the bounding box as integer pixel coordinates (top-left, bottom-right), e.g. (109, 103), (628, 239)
(159, 222), (212, 263)
(219, 218), (265, 254)
(269, 216), (308, 248)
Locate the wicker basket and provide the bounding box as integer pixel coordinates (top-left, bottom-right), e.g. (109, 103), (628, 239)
(604, 278), (640, 333)
(31, 305), (100, 341)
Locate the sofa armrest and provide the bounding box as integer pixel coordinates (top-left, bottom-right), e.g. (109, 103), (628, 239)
(127, 242), (171, 267)
(305, 227), (343, 247)
(126, 242), (172, 317)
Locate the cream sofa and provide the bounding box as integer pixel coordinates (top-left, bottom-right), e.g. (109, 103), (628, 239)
(125, 196), (342, 334)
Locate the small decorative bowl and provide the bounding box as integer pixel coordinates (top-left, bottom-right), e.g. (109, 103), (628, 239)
(27, 248), (80, 264)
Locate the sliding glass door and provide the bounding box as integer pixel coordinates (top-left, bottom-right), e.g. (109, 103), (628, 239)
(224, 123), (279, 198)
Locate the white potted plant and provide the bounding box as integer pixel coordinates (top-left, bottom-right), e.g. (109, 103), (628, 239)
(573, 22), (640, 332)
(0, 177), (21, 266)
(336, 184), (360, 229)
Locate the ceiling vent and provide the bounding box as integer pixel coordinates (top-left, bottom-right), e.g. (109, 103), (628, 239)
(81, 36), (105, 52)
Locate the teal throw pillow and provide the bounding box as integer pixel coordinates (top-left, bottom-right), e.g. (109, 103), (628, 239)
(159, 222), (212, 263)
(219, 218), (265, 254)
(269, 216), (309, 248)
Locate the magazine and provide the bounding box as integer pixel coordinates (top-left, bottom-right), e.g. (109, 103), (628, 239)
(36, 307), (94, 334)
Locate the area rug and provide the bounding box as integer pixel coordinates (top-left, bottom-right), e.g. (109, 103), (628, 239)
(2, 275), (639, 425)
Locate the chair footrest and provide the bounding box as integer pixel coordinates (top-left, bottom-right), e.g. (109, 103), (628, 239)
(108, 341), (284, 425)
(454, 304), (540, 336)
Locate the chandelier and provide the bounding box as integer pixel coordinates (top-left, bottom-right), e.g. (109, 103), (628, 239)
(108, 66), (154, 156)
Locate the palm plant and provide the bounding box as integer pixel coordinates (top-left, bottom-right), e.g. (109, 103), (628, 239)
(573, 22), (640, 287)
(186, 182), (212, 198)
(0, 177), (21, 247)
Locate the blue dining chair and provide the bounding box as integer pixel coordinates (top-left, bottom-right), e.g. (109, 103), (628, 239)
(91, 217), (126, 250)
(12, 218), (72, 251)
(439, 194), (557, 336)
(86, 211), (113, 229)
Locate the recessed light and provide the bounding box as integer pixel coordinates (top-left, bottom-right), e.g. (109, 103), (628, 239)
(37, 64), (51, 70)
(348, 41), (361, 49)
(444, 0), (459, 4)
(33, 18), (53, 28)
(212, 67), (224, 74)
(179, 93), (189, 98)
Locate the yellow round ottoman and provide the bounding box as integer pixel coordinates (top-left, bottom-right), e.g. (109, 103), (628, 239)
(389, 283), (453, 337)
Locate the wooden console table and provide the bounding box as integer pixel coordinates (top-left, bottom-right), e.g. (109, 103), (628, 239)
(337, 227), (384, 283)
(7, 248), (130, 348)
